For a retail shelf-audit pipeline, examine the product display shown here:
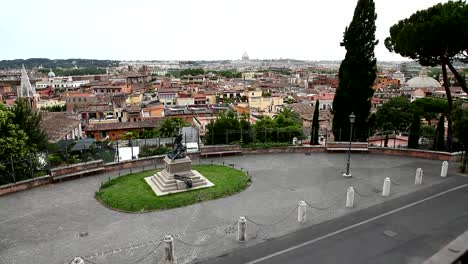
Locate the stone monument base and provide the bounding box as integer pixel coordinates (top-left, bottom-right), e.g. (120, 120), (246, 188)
(145, 156), (214, 196)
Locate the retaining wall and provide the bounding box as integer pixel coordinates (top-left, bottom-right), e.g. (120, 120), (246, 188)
(0, 175), (52, 196)
(368, 147), (462, 162)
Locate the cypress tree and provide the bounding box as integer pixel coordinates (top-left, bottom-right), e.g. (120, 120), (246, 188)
(435, 115), (445, 151)
(332, 0), (378, 141)
(311, 100), (320, 145)
(408, 113), (420, 149)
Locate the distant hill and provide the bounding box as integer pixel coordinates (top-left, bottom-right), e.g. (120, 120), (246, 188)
(0, 58), (120, 70)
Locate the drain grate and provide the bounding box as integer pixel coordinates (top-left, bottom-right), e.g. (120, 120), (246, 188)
(224, 226), (237, 234)
(383, 230), (397, 237)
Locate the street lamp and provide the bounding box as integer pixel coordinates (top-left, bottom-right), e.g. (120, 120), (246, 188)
(343, 112), (356, 178)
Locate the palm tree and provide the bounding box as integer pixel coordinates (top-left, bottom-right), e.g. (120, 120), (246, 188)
(275, 108), (301, 126)
(157, 117), (189, 138)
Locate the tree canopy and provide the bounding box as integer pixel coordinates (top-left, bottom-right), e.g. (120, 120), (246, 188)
(375, 97), (413, 132)
(332, 0), (378, 141)
(204, 109), (303, 145)
(311, 100), (320, 145)
(0, 100), (48, 185)
(385, 0), (468, 94)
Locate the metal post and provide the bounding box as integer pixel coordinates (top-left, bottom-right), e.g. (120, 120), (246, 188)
(10, 157), (16, 183)
(298, 201), (307, 223)
(240, 127), (243, 143)
(116, 140), (120, 163)
(325, 128), (328, 147)
(238, 216), (247, 242)
(382, 177), (391, 197)
(344, 123), (354, 178)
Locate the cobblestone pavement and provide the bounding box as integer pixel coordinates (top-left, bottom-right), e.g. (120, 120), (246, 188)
(0, 153), (456, 264)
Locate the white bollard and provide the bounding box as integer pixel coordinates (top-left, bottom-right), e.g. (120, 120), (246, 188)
(415, 168), (423, 185)
(298, 200), (307, 223)
(71, 257), (84, 264)
(164, 235), (175, 263)
(238, 216), (247, 242)
(441, 161), (448, 177)
(346, 187), (355, 208)
(382, 177), (391, 197)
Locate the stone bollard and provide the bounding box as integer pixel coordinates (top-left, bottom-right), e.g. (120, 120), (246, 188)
(346, 187), (355, 208)
(70, 257), (84, 264)
(415, 168), (423, 185)
(382, 177), (391, 197)
(238, 216), (247, 242)
(441, 161), (449, 177)
(298, 200), (307, 223)
(164, 235), (176, 263)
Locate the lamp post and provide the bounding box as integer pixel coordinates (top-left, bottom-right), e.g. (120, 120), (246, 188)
(343, 112), (356, 178)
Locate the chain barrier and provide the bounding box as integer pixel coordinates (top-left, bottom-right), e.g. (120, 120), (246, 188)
(245, 206), (297, 227)
(389, 177), (401, 186)
(81, 240), (163, 264)
(173, 222), (237, 247)
(352, 186), (375, 197)
(305, 194), (345, 210)
(130, 240), (163, 264)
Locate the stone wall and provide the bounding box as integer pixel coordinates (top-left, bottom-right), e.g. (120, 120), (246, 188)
(50, 160), (104, 176)
(368, 147), (462, 162)
(242, 146), (326, 154)
(0, 175), (52, 196)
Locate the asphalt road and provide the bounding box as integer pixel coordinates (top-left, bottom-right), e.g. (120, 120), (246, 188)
(201, 175), (468, 264)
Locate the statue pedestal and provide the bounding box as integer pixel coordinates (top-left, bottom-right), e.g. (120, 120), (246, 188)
(145, 156), (214, 196)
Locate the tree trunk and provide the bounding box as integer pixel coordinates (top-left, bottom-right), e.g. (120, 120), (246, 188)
(446, 60), (468, 94)
(441, 60), (453, 152)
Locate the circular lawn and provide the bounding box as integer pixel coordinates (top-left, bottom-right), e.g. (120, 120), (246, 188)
(95, 164), (250, 212)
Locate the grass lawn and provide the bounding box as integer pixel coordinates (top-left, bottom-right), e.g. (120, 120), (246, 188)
(95, 165), (250, 212)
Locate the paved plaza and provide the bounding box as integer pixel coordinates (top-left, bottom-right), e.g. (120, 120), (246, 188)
(0, 153), (457, 264)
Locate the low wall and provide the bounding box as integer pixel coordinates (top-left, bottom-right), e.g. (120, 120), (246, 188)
(368, 147), (463, 162)
(50, 160), (104, 177)
(103, 152), (201, 172)
(242, 146), (326, 154)
(0, 175), (52, 196)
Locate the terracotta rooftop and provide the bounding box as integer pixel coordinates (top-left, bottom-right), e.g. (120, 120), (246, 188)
(84, 119), (162, 131)
(40, 112), (81, 143)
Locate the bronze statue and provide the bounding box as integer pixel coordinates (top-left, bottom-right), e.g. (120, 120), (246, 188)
(167, 133), (187, 160)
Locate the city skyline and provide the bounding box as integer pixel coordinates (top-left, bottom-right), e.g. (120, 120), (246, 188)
(1, 0), (450, 61)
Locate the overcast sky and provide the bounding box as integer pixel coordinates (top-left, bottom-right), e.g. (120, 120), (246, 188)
(1, 0), (449, 61)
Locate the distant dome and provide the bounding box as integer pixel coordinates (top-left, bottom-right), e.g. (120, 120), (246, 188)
(48, 69), (56, 78)
(406, 69), (440, 88)
(242, 51), (249, 61)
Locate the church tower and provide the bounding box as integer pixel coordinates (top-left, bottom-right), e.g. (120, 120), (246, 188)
(18, 65), (39, 111)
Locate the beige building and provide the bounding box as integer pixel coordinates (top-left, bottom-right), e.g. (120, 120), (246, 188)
(176, 96), (194, 106)
(127, 93), (143, 104)
(246, 89), (283, 112)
